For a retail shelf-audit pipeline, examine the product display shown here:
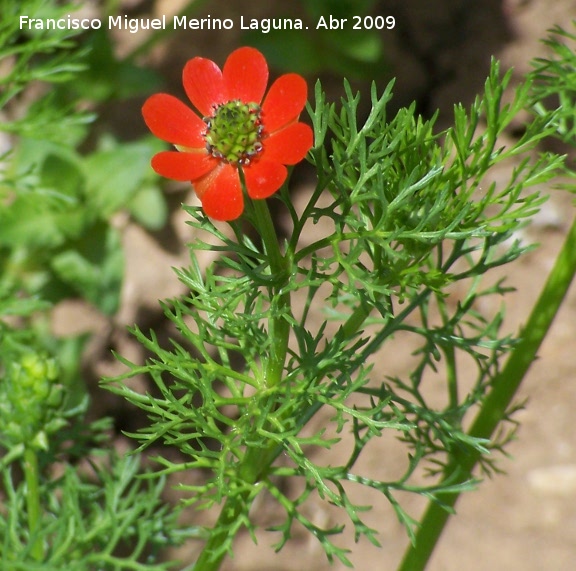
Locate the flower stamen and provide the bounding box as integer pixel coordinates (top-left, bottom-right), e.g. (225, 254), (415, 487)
(204, 100), (264, 165)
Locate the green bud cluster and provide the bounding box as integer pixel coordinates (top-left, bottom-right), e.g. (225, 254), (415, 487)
(204, 100), (264, 165)
(0, 353), (65, 450)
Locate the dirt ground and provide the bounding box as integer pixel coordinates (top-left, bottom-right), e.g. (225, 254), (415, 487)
(53, 1), (576, 569)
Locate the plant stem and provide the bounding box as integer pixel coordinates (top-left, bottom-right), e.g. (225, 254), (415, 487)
(193, 197), (291, 570)
(397, 214), (576, 571)
(437, 296), (459, 408)
(251, 197), (291, 388)
(190, 489), (250, 571)
(23, 445), (43, 561)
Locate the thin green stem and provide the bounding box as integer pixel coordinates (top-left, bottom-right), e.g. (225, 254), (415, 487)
(397, 214), (576, 571)
(192, 195), (291, 570)
(437, 295), (458, 408)
(190, 489), (249, 571)
(251, 197), (291, 388)
(443, 344), (458, 408)
(23, 446), (43, 561)
(251, 196), (286, 277)
(340, 298), (373, 339)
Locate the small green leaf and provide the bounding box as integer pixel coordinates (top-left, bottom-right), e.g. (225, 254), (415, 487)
(128, 184), (168, 231)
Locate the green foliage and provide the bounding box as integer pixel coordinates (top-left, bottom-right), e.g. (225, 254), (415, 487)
(0, 0), (93, 141)
(1, 1), (177, 567)
(0, 453), (180, 570)
(0, 282), (182, 568)
(0, 0), (168, 314)
(531, 25), (576, 152)
(104, 57), (564, 568)
(0, 134), (165, 314)
(400, 28), (576, 570)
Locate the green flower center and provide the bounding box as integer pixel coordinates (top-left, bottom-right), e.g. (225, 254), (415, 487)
(204, 100), (264, 165)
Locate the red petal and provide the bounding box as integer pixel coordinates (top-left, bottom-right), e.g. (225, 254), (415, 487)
(142, 94), (206, 147)
(243, 161), (287, 199)
(183, 57), (225, 116)
(194, 164), (244, 221)
(223, 47), (269, 104)
(263, 122), (313, 165)
(151, 151), (217, 181)
(262, 74), (308, 133)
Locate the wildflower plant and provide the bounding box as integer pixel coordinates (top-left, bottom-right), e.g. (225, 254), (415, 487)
(1, 1), (576, 567)
(104, 38), (575, 571)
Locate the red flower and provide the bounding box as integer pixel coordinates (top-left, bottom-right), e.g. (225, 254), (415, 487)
(142, 47), (313, 221)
